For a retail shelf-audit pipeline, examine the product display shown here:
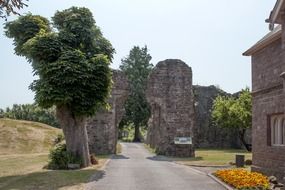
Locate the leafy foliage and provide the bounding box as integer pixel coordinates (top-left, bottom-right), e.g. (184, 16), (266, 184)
(212, 88), (252, 130)
(0, 0), (28, 20)
(119, 122), (148, 142)
(1, 103), (59, 127)
(5, 14), (51, 56)
(5, 7), (114, 116)
(119, 46), (153, 141)
(212, 88), (252, 151)
(48, 143), (82, 170)
(5, 7), (115, 167)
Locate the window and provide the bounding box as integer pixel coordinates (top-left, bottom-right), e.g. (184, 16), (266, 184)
(271, 115), (285, 146)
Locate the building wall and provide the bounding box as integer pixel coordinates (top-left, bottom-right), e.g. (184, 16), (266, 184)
(251, 38), (285, 181)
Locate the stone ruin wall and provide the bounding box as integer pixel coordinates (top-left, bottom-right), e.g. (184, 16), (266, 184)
(146, 59), (195, 157)
(87, 70), (129, 155)
(193, 85), (244, 148)
(86, 64), (250, 156)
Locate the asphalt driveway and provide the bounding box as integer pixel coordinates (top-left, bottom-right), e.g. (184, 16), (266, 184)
(86, 143), (224, 190)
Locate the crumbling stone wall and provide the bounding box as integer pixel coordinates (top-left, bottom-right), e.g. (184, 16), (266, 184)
(193, 85), (244, 148)
(146, 59), (195, 157)
(87, 70), (128, 155)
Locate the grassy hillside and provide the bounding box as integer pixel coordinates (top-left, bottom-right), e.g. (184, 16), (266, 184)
(0, 119), (109, 190)
(0, 118), (61, 155)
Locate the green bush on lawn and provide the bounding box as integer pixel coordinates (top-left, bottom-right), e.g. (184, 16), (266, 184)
(48, 143), (82, 169)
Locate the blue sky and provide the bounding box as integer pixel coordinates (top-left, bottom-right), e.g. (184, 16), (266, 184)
(0, 0), (276, 108)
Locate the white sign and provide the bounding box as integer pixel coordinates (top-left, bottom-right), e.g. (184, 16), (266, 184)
(174, 137), (192, 145)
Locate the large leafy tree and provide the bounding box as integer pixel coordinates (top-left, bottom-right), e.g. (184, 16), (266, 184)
(0, 0), (28, 20)
(212, 88), (252, 151)
(120, 46), (153, 142)
(5, 7), (114, 167)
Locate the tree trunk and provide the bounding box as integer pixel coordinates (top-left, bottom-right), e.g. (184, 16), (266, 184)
(56, 105), (91, 167)
(238, 129), (252, 152)
(133, 124), (141, 142)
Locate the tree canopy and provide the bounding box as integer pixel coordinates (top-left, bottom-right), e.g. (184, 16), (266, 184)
(5, 7), (114, 116)
(5, 7), (115, 167)
(120, 46), (153, 142)
(212, 88), (252, 151)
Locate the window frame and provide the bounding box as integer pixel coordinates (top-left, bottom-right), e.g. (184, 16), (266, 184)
(270, 114), (285, 147)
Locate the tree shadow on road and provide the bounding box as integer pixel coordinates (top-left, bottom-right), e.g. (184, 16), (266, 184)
(85, 170), (107, 190)
(88, 170), (106, 182)
(111, 154), (130, 159)
(146, 155), (203, 162)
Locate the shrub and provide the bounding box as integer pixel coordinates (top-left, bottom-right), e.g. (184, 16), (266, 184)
(215, 169), (269, 190)
(48, 143), (82, 169)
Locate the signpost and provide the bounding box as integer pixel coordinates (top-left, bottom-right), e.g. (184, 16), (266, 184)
(174, 137), (192, 145)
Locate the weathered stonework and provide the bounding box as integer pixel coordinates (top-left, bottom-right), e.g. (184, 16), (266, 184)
(193, 85), (245, 149)
(146, 59), (195, 157)
(87, 70), (128, 155)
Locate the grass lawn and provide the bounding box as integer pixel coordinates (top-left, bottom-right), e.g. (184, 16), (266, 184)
(0, 118), (61, 155)
(0, 153), (109, 190)
(0, 118), (109, 190)
(172, 149), (252, 166)
(143, 144), (252, 166)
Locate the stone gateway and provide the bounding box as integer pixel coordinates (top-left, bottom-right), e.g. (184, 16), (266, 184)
(146, 59), (195, 157)
(87, 70), (129, 155)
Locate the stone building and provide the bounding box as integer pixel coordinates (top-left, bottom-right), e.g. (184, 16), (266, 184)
(243, 0), (285, 181)
(87, 70), (129, 155)
(146, 59), (195, 157)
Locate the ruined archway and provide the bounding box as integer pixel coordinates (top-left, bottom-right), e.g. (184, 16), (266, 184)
(87, 70), (129, 155)
(146, 59), (195, 157)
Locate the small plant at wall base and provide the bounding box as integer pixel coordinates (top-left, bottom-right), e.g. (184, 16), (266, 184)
(212, 88), (252, 151)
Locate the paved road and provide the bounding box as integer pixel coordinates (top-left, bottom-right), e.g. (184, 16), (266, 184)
(86, 143), (224, 190)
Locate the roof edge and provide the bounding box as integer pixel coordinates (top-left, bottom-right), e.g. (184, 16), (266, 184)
(243, 26), (282, 56)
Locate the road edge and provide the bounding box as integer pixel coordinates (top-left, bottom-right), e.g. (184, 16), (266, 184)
(207, 173), (234, 190)
(85, 156), (112, 190)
